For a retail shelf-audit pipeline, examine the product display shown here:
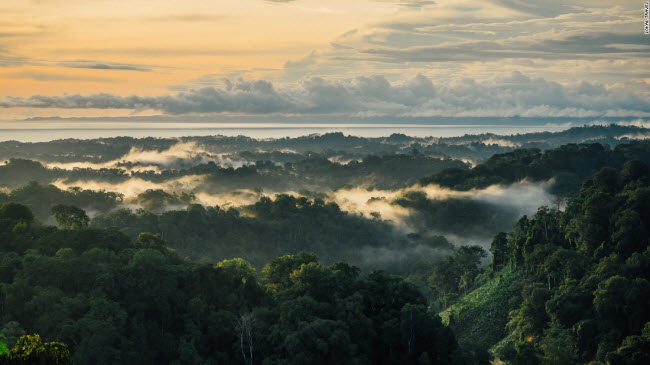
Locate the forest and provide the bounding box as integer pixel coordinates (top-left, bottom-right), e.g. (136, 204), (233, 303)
(1, 127), (649, 364)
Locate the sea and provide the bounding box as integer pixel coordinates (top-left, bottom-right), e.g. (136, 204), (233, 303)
(0, 122), (577, 142)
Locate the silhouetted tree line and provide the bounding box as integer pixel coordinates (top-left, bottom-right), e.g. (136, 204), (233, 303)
(421, 141), (650, 198)
(0, 152), (466, 191)
(1, 125), (646, 165)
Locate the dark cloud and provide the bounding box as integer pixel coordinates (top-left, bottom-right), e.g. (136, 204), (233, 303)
(359, 32), (650, 63)
(489, 0), (571, 17)
(2, 71), (114, 82)
(0, 45), (27, 67)
(1, 73), (648, 117)
(373, 0), (436, 10)
(398, 1), (436, 9)
(59, 61), (152, 72)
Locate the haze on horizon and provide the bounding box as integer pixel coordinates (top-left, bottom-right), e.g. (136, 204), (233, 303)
(0, 0), (649, 123)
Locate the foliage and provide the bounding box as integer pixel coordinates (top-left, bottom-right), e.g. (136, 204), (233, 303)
(136, 189), (195, 212)
(456, 160), (650, 364)
(0, 334), (72, 365)
(439, 269), (524, 361)
(0, 182), (122, 222)
(91, 195), (452, 274)
(0, 202), (461, 364)
(51, 204), (90, 230)
(421, 141), (650, 197)
(0, 334), (8, 355)
(428, 245), (487, 307)
(1, 137), (649, 364)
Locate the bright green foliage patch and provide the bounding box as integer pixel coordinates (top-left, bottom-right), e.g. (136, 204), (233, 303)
(0, 333), (9, 355)
(440, 269), (523, 352)
(0, 334), (72, 364)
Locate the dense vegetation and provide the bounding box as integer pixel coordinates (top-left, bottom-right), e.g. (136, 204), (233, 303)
(421, 142), (650, 197)
(0, 202), (461, 364)
(0, 152), (466, 191)
(90, 194), (454, 272)
(1, 133), (650, 364)
(439, 161), (650, 364)
(2, 125), (649, 196)
(0, 334), (73, 364)
(0, 182), (123, 221)
(1, 124), (647, 165)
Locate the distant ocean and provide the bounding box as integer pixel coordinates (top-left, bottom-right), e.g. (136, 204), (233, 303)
(0, 123), (574, 142)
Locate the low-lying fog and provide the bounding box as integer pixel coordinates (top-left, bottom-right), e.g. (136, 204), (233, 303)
(50, 169), (554, 251)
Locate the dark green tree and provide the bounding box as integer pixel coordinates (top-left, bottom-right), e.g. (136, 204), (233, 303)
(51, 204), (89, 230)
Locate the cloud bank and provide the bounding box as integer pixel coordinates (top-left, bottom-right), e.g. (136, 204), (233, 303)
(2, 72), (649, 118)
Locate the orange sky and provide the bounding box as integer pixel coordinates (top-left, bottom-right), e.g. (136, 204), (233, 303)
(0, 0), (648, 120)
(0, 0), (397, 96)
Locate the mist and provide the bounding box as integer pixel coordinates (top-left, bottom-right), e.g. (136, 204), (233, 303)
(43, 141), (248, 173)
(331, 181), (554, 249)
(48, 165), (553, 252)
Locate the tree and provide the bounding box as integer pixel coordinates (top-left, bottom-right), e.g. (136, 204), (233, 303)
(0, 202), (34, 224)
(281, 319), (355, 365)
(0, 322), (24, 353)
(235, 313), (257, 365)
(134, 232), (167, 251)
(606, 322), (650, 365)
(51, 204), (89, 229)
(136, 189), (174, 212)
(0, 334), (73, 365)
(621, 160), (650, 185)
(217, 258), (257, 284)
(399, 304), (457, 364)
(490, 232), (509, 270)
(429, 245), (487, 303)
(539, 323), (578, 365)
(611, 209), (648, 255)
(260, 252), (318, 292)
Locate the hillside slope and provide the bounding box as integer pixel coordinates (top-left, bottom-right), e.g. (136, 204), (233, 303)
(440, 269), (523, 355)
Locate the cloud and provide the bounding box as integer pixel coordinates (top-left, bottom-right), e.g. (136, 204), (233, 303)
(284, 51), (319, 70)
(2, 71), (115, 82)
(59, 61), (152, 72)
(44, 141), (247, 172)
(359, 32), (650, 63)
(326, 180), (554, 247)
(2, 72), (649, 118)
(398, 1), (436, 10)
(489, 0), (572, 17)
(148, 14), (227, 22)
(0, 49), (26, 67)
(276, 1), (647, 85)
(373, 0), (437, 10)
(616, 133), (650, 140)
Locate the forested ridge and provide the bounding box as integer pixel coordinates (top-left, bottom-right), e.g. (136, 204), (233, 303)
(0, 152), (467, 191)
(0, 139), (649, 364)
(0, 203), (460, 364)
(439, 161), (650, 364)
(421, 141), (650, 193)
(1, 124), (646, 164)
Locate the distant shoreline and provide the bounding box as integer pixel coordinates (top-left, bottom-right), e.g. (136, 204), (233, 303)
(0, 124), (574, 142)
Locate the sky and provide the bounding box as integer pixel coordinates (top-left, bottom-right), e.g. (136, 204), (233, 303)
(0, 0), (649, 121)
